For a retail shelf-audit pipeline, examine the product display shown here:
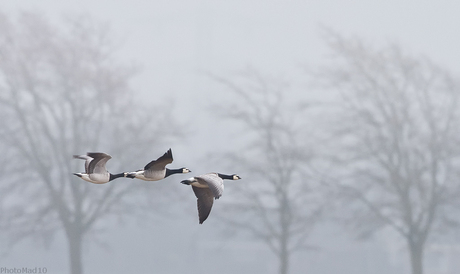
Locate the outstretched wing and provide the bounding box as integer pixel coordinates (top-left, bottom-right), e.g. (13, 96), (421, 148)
(192, 186), (214, 224)
(144, 148), (173, 171)
(196, 173), (224, 199)
(86, 152), (111, 174)
(73, 154), (93, 174)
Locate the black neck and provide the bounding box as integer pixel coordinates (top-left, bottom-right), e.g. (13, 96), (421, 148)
(109, 173), (126, 181)
(165, 168), (184, 178)
(217, 173), (233, 180)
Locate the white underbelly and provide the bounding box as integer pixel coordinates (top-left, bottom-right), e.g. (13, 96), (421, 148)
(88, 173), (110, 184)
(143, 169), (166, 181)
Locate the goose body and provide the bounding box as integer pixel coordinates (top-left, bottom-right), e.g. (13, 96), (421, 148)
(126, 148), (191, 181)
(181, 173), (241, 224)
(73, 152), (126, 184)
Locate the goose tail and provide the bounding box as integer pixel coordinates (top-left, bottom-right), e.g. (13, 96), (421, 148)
(125, 172), (136, 179)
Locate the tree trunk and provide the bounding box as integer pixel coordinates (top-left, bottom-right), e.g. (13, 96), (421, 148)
(279, 244), (289, 274)
(408, 241), (424, 274)
(67, 228), (83, 274)
(279, 192), (290, 274)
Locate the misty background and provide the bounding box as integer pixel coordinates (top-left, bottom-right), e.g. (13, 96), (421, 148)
(1, 1), (460, 274)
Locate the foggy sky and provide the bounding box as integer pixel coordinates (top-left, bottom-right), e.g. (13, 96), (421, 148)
(3, 1), (458, 161)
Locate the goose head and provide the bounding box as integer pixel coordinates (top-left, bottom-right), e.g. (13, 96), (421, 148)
(231, 174), (241, 180)
(217, 173), (241, 180)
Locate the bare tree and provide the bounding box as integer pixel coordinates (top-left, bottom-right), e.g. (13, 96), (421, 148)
(211, 69), (323, 274)
(319, 33), (460, 274)
(0, 12), (181, 274)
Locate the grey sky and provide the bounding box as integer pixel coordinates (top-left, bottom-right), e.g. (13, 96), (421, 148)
(2, 1), (459, 94)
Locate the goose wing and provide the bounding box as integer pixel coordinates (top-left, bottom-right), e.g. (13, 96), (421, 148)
(196, 173), (224, 199)
(86, 152), (111, 174)
(73, 154), (93, 174)
(192, 186), (214, 224)
(144, 148), (173, 171)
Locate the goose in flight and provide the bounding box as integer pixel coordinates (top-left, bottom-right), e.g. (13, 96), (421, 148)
(73, 152), (127, 184)
(126, 148), (191, 181)
(181, 173), (241, 224)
